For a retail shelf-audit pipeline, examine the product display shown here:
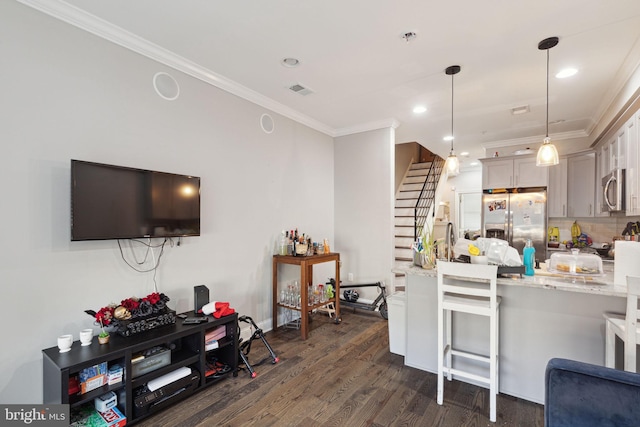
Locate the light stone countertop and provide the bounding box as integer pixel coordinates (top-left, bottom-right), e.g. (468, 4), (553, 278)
(392, 260), (627, 298)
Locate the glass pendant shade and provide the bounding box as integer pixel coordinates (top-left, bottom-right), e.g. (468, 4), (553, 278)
(536, 137), (559, 166)
(446, 151), (460, 176)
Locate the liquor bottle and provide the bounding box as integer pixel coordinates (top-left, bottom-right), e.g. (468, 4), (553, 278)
(279, 230), (288, 256)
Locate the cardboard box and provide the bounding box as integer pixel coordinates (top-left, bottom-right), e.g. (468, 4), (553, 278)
(107, 365), (123, 385)
(70, 405), (126, 427)
(79, 362), (108, 394)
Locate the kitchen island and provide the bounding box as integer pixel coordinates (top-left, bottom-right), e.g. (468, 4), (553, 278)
(392, 261), (626, 404)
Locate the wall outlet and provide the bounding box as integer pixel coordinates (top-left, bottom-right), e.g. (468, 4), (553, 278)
(348, 273), (354, 282)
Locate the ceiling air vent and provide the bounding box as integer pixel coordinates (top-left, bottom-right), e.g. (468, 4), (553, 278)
(511, 105), (530, 115)
(288, 83), (313, 96)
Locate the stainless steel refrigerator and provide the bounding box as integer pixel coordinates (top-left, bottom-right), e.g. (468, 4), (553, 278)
(482, 189), (547, 262)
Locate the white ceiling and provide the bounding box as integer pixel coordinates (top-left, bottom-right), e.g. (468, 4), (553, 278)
(23, 0), (640, 166)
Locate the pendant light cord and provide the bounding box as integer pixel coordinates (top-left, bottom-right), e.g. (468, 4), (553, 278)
(451, 73), (454, 152)
(546, 48), (549, 138)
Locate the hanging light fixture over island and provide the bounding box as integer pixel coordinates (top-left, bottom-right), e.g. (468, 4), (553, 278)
(536, 36), (560, 167)
(445, 65), (461, 176)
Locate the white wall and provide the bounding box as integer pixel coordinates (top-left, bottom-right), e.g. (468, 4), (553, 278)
(394, 142), (419, 193)
(0, 2), (334, 403)
(334, 128), (395, 300)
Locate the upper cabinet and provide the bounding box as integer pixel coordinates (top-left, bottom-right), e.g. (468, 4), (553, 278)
(481, 158), (513, 188)
(625, 112), (639, 216)
(594, 109), (639, 217)
(567, 153), (596, 218)
(481, 156), (548, 189)
(548, 153), (596, 218)
(548, 158), (568, 217)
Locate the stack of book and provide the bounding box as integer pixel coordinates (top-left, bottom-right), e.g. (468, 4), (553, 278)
(205, 325), (226, 351)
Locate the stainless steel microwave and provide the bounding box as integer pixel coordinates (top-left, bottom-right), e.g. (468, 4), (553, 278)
(602, 168), (625, 212)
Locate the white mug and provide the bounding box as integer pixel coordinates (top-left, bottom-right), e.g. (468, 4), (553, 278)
(57, 334), (73, 353)
(79, 329), (93, 346)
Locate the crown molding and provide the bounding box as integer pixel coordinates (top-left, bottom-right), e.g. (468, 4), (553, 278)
(481, 129), (589, 150)
(588, 36), (640, 142)
(334, 118), (401, 138)
(16, 0), (336, 137)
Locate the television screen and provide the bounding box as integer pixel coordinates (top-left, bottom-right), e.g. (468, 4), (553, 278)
(71, 160), (200, 241)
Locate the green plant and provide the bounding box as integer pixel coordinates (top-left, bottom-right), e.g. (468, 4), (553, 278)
(415, 223), (436, 268)
(98, 319), (109, 338)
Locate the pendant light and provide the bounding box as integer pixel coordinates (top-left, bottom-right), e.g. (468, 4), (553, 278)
(536, 37), (560, 167)
(445, 65), (461, 176)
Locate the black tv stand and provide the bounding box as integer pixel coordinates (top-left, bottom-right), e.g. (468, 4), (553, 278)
(42, 312), (238, 425)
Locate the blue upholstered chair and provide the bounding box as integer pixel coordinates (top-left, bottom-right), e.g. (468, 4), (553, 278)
(545, 358), (640, 427)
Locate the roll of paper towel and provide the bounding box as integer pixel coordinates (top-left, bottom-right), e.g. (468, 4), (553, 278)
(614, 241), (640, 285)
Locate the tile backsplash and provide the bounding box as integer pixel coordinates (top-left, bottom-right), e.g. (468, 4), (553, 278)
(549, 215), (640, 244)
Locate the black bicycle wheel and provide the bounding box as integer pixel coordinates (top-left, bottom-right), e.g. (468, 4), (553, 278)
(379, 301), (388, 319)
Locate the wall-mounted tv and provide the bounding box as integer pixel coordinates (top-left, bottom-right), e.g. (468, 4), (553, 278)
(71, 160), (201, 241)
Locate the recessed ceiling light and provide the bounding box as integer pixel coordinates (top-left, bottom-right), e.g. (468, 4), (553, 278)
(470, 161), (479, 166)
(413, 105), (427, 114)
(281, 58), (300, 68)
(443, 135), (454, 141)
(556, 68), (578, 79)
(460, 151), (469, 156)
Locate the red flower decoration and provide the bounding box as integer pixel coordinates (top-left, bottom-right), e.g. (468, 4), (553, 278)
(121, 298), (140, 311)
(95, 306), (115, 326)
(147, 293), (161, 305)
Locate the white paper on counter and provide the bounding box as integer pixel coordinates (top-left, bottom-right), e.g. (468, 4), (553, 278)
(614, 240), (640, 286)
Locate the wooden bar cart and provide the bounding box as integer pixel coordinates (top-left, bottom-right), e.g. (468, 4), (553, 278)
(272, 252), (341, 340)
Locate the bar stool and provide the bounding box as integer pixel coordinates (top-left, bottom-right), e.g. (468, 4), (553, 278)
(437, 261), (500, 422)
(604, 275), (640, 372)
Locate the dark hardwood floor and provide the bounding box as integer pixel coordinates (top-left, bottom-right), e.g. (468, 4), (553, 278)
(138, 309), (544, 426)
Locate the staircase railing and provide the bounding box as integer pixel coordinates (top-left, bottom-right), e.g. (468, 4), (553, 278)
(414, 157), (446, 240)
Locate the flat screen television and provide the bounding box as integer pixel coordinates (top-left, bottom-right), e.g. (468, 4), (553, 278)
(71, 160), (201, 241)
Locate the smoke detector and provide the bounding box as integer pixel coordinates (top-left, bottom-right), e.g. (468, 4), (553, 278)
(288, 83), (313, 96)
(281, 58), (300, 68)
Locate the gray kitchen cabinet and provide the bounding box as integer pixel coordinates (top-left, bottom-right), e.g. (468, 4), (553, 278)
(625, 112), (638, 216)
(548, 158), (568, 217)
(548, 153), (596, 218)
(481, 156), (548, 189)
(567, 153), (596, 217)
(594, 110), (638, 216)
